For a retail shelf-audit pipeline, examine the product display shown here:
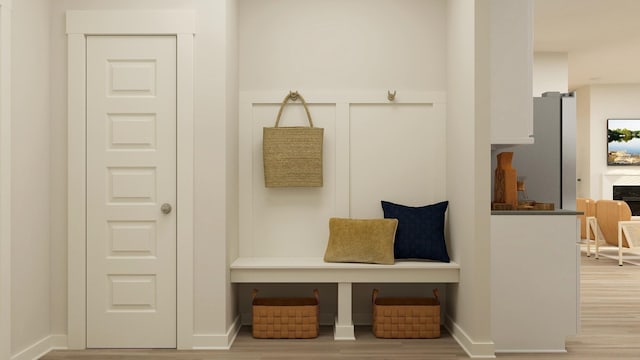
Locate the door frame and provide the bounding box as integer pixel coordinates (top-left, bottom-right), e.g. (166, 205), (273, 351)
(66, 10), (195, 349)
(0, 1), (12, 358)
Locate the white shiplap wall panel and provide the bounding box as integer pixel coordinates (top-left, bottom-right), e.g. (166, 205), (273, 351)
(250, 103), (337, 257)
(350, 103), (447, 218)
(239, 91), (446, 258)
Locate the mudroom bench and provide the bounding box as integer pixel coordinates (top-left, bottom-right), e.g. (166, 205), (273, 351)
(230, 257), (460, 340)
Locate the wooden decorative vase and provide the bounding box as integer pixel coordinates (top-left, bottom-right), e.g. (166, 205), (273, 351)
(494, 152), (518, 209)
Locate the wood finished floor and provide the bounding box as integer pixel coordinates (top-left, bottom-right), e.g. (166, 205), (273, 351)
(40, 252), (640, 359)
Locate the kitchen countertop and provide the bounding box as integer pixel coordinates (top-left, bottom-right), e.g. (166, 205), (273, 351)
(491, 209), (583, 215)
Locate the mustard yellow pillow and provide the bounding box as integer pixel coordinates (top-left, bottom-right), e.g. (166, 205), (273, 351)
(323, 218), (398, 265)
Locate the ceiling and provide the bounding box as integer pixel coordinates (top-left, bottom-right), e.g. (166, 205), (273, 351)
(534, 0), (640, 90)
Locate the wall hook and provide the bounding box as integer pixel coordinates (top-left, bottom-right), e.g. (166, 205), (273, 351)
(289, 90), (299, 101)
(387, 90), (396, 101)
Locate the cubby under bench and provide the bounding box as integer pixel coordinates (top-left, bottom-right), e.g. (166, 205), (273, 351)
(230, 257), (460, 340)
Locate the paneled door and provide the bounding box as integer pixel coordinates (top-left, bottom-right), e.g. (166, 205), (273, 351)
(86, 36), (177, 348)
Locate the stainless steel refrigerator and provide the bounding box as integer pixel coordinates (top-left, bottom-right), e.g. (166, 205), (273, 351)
(491, 92), (576, 210)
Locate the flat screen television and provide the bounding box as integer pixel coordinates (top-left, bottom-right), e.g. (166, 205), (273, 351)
(608, 118), (640, 165)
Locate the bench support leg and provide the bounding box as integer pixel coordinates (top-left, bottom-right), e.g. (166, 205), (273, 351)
(334, 282), (355, 340)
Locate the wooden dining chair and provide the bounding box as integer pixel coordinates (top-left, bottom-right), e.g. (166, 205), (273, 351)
(577, 198), (598, 256)
(589, 199), (640, 266)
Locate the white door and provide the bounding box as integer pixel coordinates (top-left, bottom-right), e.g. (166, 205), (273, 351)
(86, 36), (177, 348)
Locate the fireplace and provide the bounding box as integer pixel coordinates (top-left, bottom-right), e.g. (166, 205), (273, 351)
(613, 185), (640, 216)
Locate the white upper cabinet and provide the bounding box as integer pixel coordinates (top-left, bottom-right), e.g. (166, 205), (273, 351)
(490, 0), (534, 145)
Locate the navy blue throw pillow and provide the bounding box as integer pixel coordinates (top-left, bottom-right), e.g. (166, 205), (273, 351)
(381, 200), (450, 262)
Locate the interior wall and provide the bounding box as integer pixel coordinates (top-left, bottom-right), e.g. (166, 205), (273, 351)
(0, 1), (12, 359)
(533, 52), (568, 96)
(237, 0), (448, 323)
(3, 0), (513, 354)
(49, 0), (238, 342)
(187, 0), (238, 338)
(11, 0), (51, 355)
(238, 0), (446, 91)
(581, 84), (640, 199)
(445, 0), (493, 356)
(48, 1), (67, 338)
(224, 0), (240, 333)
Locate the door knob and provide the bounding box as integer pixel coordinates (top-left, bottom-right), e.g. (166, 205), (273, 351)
(161, 203), (172, 214)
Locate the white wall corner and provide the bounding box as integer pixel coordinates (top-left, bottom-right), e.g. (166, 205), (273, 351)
(191, 316), (241, 350)
(445, 316), (496, 358)
(10, 335), (67, 360)
(0, 2), (11, 360)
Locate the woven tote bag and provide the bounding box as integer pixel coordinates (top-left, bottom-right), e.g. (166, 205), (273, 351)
(263, 92), (323, 187)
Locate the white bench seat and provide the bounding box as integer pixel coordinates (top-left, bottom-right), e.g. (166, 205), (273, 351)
(230, 257), (460, 340)
(230, 257), (460, 283)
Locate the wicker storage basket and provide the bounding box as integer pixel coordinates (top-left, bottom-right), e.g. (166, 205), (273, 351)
(252, 288), (319, 339)
(372, 288), (440, 339)
(263, 92), (323, 188)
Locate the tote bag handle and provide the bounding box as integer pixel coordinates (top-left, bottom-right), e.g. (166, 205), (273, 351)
(274, 91), (314, 128)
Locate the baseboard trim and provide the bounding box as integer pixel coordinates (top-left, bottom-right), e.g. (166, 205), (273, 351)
(495, 349), (567, 354)
(445, 316), (495, 358)
(11, 334), (67, 360)
(192, 316), (241, 349)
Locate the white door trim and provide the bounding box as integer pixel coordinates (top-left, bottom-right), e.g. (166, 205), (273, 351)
(0, 1), (12, 358)
(66, 10), (195, 350)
